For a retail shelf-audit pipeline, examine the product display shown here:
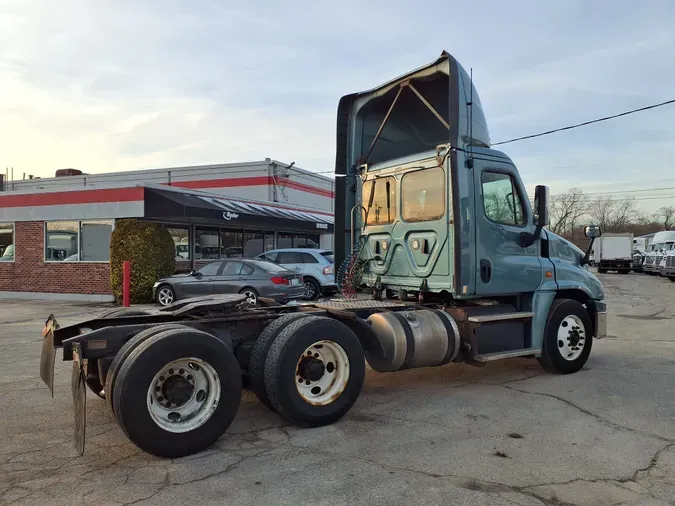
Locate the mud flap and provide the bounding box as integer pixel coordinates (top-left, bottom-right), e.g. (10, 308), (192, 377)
(71, 359), (87, 456)
(40, 314), (59, 397)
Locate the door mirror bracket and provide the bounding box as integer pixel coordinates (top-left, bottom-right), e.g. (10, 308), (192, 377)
(520, 185), (549, 247)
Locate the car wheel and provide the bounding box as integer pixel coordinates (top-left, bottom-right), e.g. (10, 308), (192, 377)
(156, 285), (176, 307)
(238, 288), (258, 305)
(303, 278), (321, 301)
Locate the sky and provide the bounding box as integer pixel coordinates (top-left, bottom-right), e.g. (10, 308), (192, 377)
(1, 0), (675, 213)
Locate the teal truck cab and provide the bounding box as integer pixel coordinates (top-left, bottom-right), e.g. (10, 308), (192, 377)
(333, 50), (607, 370)
(38, 51), (607, 460)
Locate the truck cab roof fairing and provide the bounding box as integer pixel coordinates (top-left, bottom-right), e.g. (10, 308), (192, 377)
(333, 51), (492, 267)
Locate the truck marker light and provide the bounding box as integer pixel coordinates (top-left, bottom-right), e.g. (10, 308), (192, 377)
(545, 271), (553, 278)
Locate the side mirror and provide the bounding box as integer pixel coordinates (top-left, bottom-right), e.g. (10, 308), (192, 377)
(533, 185), (549, 227)
(584, 225), (602, 238)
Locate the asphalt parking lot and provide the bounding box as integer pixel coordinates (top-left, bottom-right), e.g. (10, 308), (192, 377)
(1, 272), (674, 506)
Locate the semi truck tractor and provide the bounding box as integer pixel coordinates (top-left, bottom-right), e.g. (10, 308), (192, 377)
(39, 51), (607, 459)
(653, 231), (675, 277)
(595, 233), (633, 274)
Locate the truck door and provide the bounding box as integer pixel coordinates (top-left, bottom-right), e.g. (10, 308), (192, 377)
(473, 160), (543, 295)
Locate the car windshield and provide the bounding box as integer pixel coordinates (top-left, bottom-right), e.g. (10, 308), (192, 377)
(246, 259), (291, 273)
(321, 251), (335, 263)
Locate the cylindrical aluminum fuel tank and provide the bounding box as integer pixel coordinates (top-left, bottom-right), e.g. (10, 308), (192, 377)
(365, 309), (460, 372)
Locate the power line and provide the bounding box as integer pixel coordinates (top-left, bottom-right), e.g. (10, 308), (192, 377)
(492, 98), (675, 146)
(550, 186), (675, 197)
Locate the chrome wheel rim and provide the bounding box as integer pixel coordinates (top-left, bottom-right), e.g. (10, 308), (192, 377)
(295, 340), (349, 406)
(158, 287), (174, 306)
(557, 315), (586, 361)
(242, 290), (257, 305)
(147, 358), (220, 433)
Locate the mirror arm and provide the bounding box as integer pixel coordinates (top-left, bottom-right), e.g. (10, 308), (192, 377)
(581, 237), (597, 266)
(520, 223), (543, 248)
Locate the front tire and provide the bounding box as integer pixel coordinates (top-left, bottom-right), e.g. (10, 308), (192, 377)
(263, 316), (365, 426)
(112, 327), (242, 458)
(156, 285), (176, 307)
(538, 299), (593, 374)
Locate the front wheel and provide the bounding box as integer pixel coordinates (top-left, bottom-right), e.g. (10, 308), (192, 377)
(263, 316), (365, 426)
(538, 299), (593, 374)
(156, 285), (176, 307)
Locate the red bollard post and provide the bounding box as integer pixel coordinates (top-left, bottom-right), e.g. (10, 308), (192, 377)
(122, 261), (131, 307)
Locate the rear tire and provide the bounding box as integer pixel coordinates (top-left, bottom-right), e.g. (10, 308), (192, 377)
(238, 287), (258, 305)
(112, 327), (242, 458)
(156, 285), (176, 307)
(104, 324), (191, 415)
(303, 278), (321, 301)
(263, 316), (365, 426)
(538, 299), (593, 374)
(249, 313), (312, 410)
(597, 269), (606, 274)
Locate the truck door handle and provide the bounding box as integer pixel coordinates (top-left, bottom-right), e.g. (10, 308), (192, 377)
(480, 259), (492, 283)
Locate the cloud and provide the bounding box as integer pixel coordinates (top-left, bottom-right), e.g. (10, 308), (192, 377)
(1, 0), (674, 214)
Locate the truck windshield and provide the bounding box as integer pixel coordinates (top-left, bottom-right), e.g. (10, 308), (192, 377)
(362, 176), (397, 225)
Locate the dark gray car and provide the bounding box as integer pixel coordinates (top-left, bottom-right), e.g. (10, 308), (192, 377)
(152, 259), (305, 307)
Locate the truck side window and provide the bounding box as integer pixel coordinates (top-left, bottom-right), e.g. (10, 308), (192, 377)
(401, 166), (445, 222)
(481, 172), (525, 226)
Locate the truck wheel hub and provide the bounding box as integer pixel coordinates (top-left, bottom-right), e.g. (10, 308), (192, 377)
(162, 375), (194, 407)
(557, 315), (586, 361)
(297, 356), (325, 382)
(295, 340), (351, 406)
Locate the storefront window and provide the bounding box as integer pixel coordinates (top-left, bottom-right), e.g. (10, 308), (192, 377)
(277, 232), (293, 249)
(244, 231), (264, 257)
(167, 226), (190, 260)
(293, 234), (306, 248)
(0, 223), (14, 261)
(195, 227), (220, 259)
(46, 222), (80, 261)
(306, 234), (320, 248)
(264, 231), (276, 252)
(80, 220), (113, 261)
(220, 229), (243, 258)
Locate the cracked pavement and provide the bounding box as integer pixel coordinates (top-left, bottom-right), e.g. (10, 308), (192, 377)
(1, 272), (674, 505)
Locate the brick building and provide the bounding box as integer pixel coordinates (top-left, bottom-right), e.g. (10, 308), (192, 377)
(0, 160), (335, 302)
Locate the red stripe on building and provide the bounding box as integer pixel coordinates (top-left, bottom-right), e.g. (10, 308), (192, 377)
(0, 184), (334, 217)
(0, 187), (145, 208)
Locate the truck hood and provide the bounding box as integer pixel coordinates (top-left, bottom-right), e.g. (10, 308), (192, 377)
(544, 230), (605, 300)
(545, 230), (585, 265)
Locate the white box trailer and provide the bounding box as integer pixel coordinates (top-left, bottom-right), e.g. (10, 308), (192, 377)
(596, 233), (633, 274)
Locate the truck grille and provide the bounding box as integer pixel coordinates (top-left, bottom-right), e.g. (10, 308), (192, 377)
(656, 255), (663, 264)
(667, 256), (675, 268)
(645, 257), (654, 265)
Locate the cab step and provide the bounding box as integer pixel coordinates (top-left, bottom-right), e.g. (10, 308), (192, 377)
(473, 348), (539, 362)
(467, 311), (534, 323)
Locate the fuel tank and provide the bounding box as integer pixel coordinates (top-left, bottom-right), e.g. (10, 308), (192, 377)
(365, 309), (460, 372)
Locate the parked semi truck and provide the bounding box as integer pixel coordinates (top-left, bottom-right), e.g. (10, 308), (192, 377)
(643, 231), (675, 275)
(39, 51), (607, 459)
(594, 233), (633, 274)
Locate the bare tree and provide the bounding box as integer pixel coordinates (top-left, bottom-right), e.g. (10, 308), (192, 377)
(587, 196), (639, 233)
(549, 188), (587, 238)
(652, 206), (675, 230)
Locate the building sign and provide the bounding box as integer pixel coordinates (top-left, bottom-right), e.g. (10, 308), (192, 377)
(316, 223), (328, 230)
(222, 211), (240, 221)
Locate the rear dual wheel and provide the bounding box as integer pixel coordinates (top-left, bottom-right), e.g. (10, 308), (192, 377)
(110, 326), (242, 458)
(250, 315), (365, 426)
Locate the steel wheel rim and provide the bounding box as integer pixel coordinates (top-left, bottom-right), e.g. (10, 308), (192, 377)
(147, 358), (221, 433)
(304, 281), (316, 299)
(295, 340), (349, 406)
(158, 287), (174, 306)
(242, 290), (257, 305)
(557, 315), (586, 361)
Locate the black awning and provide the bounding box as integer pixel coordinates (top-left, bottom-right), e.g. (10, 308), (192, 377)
(143, 187), (334, 233)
